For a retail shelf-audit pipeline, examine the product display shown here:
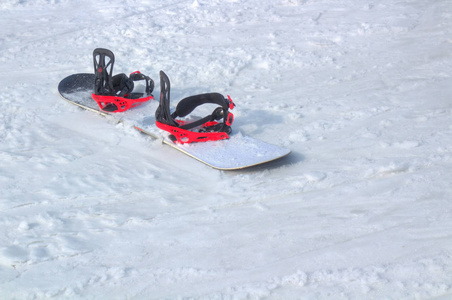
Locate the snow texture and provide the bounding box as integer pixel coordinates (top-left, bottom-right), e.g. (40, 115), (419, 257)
(1, 0), (452, 299)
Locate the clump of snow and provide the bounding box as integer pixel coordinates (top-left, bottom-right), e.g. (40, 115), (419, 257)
(1, 0), (452, 299)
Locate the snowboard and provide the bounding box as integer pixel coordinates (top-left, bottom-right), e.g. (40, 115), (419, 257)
(58, 73), (291, 170)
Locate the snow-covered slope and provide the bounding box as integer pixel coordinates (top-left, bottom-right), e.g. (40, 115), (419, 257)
(1, 0), (452, 299)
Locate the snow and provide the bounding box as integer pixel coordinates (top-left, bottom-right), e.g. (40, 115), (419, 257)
(1, 0), (452, 299)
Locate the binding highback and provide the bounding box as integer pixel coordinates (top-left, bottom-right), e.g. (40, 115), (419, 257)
(93, 48), (134, 97)
(156, 71), (179, 127)
(93, 48), (116, 96)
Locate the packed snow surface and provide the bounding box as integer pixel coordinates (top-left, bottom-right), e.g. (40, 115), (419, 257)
(1, 0), (452, 299)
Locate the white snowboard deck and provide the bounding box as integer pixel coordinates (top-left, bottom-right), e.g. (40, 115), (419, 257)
(58, 73), (291, 170)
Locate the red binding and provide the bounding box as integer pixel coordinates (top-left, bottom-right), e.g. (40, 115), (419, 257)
(155, 71), (235, 144)
(91, 94), (154, 113)
(156, 121), (229, 144)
